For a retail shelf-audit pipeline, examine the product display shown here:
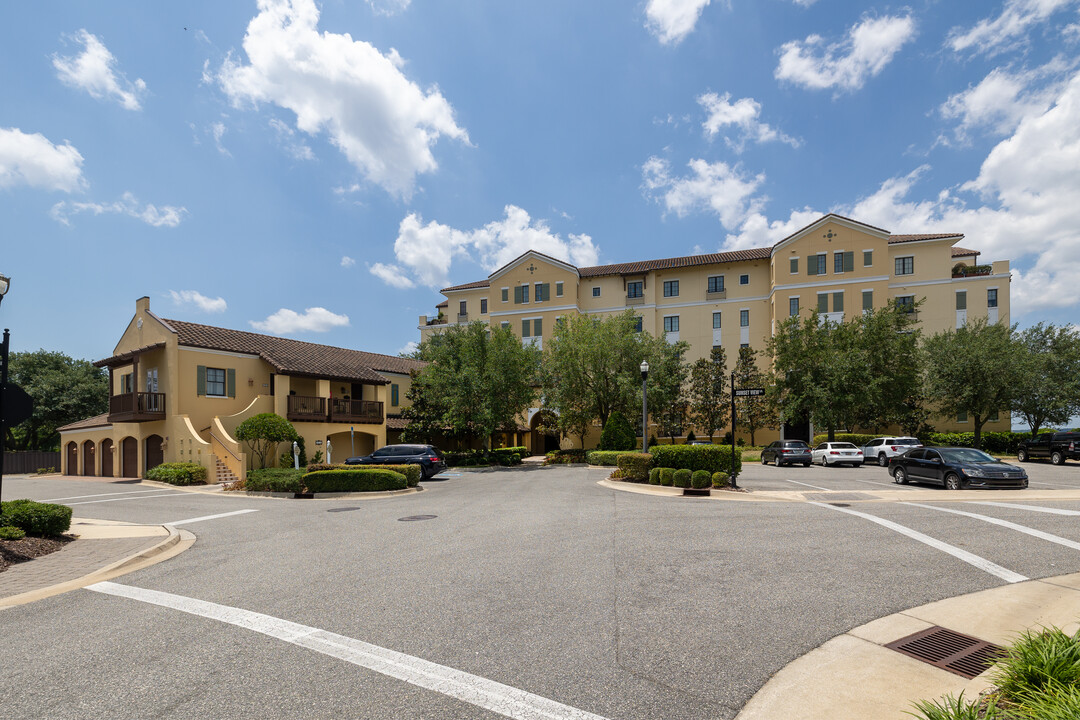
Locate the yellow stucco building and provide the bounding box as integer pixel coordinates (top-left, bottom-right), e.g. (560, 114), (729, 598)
(420, 214), (1012, 448)
(58, 297), (423, 479)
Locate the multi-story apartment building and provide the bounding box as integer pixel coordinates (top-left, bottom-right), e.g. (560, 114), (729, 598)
(419, 214), (1011, 448)
(58, 297), (423, 479)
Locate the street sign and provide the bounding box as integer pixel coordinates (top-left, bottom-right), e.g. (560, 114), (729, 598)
(1, 383), (33, 425)
(734, 388), (765, 397)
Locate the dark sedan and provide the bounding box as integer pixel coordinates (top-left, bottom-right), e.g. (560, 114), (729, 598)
(889, 447), (1028, 489)
(345, 444), (447, 479)
(761, 440), (812, 467)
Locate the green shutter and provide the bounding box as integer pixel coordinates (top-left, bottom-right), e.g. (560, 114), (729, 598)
(956, 292), (967, 310)
(808, 255), (818, 275)
(502, 288), (508, 302)
(541, 283), (550, 302)
(227, 368), (236, 398)
(790, 258), (798, 274)
(833, 292), (844, 312)
(843, 252), (854, 272)
(534, 318), (543, 337)
(522, 319), (530, 337)
(196, 365), (206, 396)
(817, 294), (828, 313)
(514, 286), (523, 304)
(391, 384), (399, 406)
(862, 290), (873, 311)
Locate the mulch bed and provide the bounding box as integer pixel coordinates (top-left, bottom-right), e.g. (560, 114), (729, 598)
(0, 535), (75, 573)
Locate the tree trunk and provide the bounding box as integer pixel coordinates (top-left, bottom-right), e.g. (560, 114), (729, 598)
(827, 426), (836, 442)
(973, 415), (984, 450)
(749, 428), (756, 446)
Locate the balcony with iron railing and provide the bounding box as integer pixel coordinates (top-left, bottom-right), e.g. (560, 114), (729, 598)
(108, 392), (166, 422)
(287, 395), (384, 424)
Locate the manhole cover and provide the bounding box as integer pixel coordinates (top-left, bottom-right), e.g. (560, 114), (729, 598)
(327, 507), (361, 513)
(398, 514), (437, 522)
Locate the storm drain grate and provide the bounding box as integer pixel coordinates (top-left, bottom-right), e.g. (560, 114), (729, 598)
(398, 514), (437, 522)
(886, 626), (1004, 679)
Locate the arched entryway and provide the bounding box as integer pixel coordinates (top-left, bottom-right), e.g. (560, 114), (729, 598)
(101, 438), (114, 478)
(66, 441), (79, 475)
(530, 410), (561, 455)
(121, 437), (138, 478)
(82, 441), (96, 476)
(145, 435), (164, 474)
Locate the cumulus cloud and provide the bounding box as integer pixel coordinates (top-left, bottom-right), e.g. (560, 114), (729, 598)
(217, 0), (468, 198)
(169, 290), (227, 313)
(366, 0), (410, 16)
(948, 0), (1079, 56)
(340, 255), (356, 268)
(0, 127), (86, 193)
(250, 307), (350, 334)
(398, 340), (419, 356)
(51, 192), (187, 227)
(698, 92), (799, 151)
(52, 30), (147, 110)
(645, 0), (712, 45)
(642, 156), (765, 229)
(775, 14), (916, 92)
(370, 206), (600, 290)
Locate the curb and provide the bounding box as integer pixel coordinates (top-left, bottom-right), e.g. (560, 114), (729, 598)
(238, 486), (423, 499)
(0, 525), (196, 611)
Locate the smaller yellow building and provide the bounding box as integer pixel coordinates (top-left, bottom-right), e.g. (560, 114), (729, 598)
(58, 297), (423, 480)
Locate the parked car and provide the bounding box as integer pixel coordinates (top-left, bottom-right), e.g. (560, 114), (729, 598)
(761, 440), (812, 467)
(812, 442), (863, 467)
(345, 444), (447, 479)
(1017, 432), (1080, 465)
(889, 447), (1028, 489)
(862, 436), (923, 467)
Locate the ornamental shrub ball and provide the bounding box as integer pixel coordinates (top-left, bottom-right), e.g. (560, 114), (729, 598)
(599, 411), (636, 451)
(691, 470), (711, 489)
(673, 469), (692, 488)
(649, 467), (662, 485)
(659, 468), (674, 486)
(711, 471), (730, 488)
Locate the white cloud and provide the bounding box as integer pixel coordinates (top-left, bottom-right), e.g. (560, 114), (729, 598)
(775, 14), (916, 92)
(366, 0), (411, 16)
(371, 206), (601, 290)
(217, 0), (468, 199)
(698, 92), (799, 151)
(269, 117), (315, 161)
(723, 208), (824, 250)
(645, 0), (712, 45)
(340, 255), (356, 268)
(210, 122), (231, 157)
(52, 30), (147, 110)
(792, 0), (819, 6)
(169, 290), (227, 313)
(947, 0), (1078, 56)
(398, 340), (419, 356)
(642, 156), (765, 229)
(51, 192), (187, 227)
(250, 307), (350, 334)
(0, 127), (86, 193)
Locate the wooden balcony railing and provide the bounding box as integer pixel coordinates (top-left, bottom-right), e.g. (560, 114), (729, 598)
(286, 395), (327, 422)
(330, 399), (384, 424)
(108, 392), (166, 422)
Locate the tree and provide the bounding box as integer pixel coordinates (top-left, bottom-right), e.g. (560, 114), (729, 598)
(657, 395), (688, 443)
(235, 413), (299, 469)
(848, 302), (924, 433)
(5, 350), (108, 451)
(688, 346), (729, 442)
(731, 345), (777, 446)
(924, 319), (1023, 449)
(1012, 323), (1080, 436)
(599, 410), (635, 450)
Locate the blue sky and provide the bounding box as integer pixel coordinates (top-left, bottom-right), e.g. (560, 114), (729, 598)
(2, 0), (1079, 365)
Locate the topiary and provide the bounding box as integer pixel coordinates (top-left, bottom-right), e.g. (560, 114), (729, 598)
(0, 499), (72, 537)
(691, 470), (711, 489)
(673, 469), (692, 488)
(599, 411), (636, 451)
(659, 468), (674, 486)
(686, 431), (697, 444)
(711, 471), (730, 488)
(236, 413), (300, 469)
(648, 467), (662, 485)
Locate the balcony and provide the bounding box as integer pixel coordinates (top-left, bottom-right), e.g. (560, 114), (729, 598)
(330, 398), (384, 424)
(625, 295), (644, 306)
(706, 289), (726, 301)
(457, 312), (469, 322)
(108, 392), (166, 422)
(287, 395), (326, 422)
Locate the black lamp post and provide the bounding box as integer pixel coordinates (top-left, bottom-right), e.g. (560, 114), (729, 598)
(640, 360), (649, 453)
(0, 272), (10, 514)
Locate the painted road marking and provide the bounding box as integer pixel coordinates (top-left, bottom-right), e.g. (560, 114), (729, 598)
(781, 479), (831, 491)
(87, 582), (608, 720)
(905, 503), (1080, 552)
(164, 509), (259, 526)
(810, 502), (1027, 583)
(41, 489), (174, 502)
(64, 493), (191, 506)
(972, 502), (1080, 516)
(1027, 480), (1077, 489)
(847, 477), (916, 490)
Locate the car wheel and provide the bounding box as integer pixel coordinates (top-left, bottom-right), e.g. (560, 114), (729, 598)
(1051, 451), (1065, 466)
(820, 455), (828, 467)
(803, 462), (811, 467)
(945, 473), (964, 491)
(1017, 449), (1027, 462)
(878, 453), (888, 467)
(893, 467), (908, 484)
(761, 455), (768, 465)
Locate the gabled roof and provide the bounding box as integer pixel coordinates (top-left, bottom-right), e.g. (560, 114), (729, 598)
(891, 233), (965, 244)
(951, 246), (979, 257)
(94, 342), (166, 368)
(487, 249), (580, 282)
(57, 413), (111, 432)
(442, 280), (491, 292)
(771, 213), (891, 253)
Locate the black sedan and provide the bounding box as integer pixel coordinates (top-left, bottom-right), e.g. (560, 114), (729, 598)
(345, 444), (447, 479)
(761, 440), (812, 467)
(889, 447), (1028, 489)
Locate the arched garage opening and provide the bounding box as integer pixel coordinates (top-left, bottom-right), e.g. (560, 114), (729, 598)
(145, 435), (164, 474)
(101, 438), (114, 478)
(530, 410), (560, 455)
(82, 440), (96, 476)
(65, 441), (78, 476)
(121, 437), (138, 478)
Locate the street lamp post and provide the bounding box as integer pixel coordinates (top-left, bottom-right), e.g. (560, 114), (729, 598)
(640, 360), (649, 453)
(0, 273), (10, 515)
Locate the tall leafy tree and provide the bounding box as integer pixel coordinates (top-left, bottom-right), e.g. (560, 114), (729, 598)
(848, 301), (924, 433)
(641, 332), (690, 441)
(688, 346), (729, 442)
(923, 319), (1023, 449)
(6, 350), (108, 451)
(1012, 323), (1080, 436)
(731, 345), (776, 446)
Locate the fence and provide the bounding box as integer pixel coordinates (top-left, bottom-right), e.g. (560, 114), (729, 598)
(3, 451), (61, 474)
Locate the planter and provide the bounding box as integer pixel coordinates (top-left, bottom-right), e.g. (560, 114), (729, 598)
(683, 487), (711, 497)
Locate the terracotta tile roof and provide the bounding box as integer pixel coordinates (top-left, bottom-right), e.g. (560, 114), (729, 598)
(386, 415), (409, 430)
(951, 246), (979, 257)
(94, 342), (166, 368)
(889, 233), (964, 244)
(58, 413), (111, 432)
(441, 280), (491, 293)
(578, 247), (772, 278)
(436, 300), (449, 308)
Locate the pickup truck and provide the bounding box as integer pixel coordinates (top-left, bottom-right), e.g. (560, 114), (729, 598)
(1017, 432), (1080, 465)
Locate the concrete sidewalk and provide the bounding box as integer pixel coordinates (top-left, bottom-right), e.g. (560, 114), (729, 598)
(0, 517), (194, 609)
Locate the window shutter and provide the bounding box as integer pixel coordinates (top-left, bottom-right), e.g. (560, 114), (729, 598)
(514, 286), (522, 304)
(956, 292), (967, 310)
(227, 368), (236, 398)
(522, 319), (530, 337)
(534, 318), (543, 337)
(501, 288), (508, 302)
(391, 384), (399, 406)
(844, 252), (854, 272)
(197, 365), (206, 396)
(833, 292), (844, 312)
(862, 291), (873, 311)
(817, 295), (828, 313)
(542, 283), (550, 302)
(808, 256), (818, 275)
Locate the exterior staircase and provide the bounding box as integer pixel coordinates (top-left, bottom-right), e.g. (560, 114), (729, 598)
(212, 454), (239, 485)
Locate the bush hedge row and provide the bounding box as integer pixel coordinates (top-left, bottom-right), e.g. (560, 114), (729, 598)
(307, 462), (421, 487)
(616, 452), (652, 482)
(145, 462), (208, 486)
(302, 469), (407, 493)
(649, 444), (742, 476)
(926, 431), (1039, 454)
(0, 499), (72, 537)
(246, 468), (305, 493)
(586, 450), (625, 466)
(544, 449), (587, 464)
(444, 447), (526, 467)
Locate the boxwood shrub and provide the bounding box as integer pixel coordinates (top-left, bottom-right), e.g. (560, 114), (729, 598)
(811, 433), (877, 447)
(586, 450), (624, 466)
(649, 444), (742, 476)
(381, 464), (422, 487)
(544, 449), (587, 465)
(0, 525), (27, 540)
(926, 431), (1033, 454)
(659, 468), (674, 486)
(445, 447), (526, 467)
(616, 452), (652, 483)
(673, 469), (692, 488)
(246, 468), (305, 493)
(648, 467), (662, 485)
(711, 471), (730, 488)
(145, 462), (208, 486)
(0, 499), (73, 537)
(302, 469), (407, 493)
(691, 470), (712, 489)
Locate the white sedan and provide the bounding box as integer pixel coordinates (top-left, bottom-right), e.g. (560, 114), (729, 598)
(812, 442), (864, 467)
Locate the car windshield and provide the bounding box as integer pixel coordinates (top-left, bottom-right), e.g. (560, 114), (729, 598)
(940, 448), (996, 464)
(896, 438), (920, 445)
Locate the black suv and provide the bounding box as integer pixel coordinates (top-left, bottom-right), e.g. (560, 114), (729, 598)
(1017, 432), (1080, 466)
(345, 444), (447, 479)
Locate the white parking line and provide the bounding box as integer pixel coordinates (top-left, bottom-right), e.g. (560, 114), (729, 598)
(782, 479), (831, 491)
(810, 502), (1027, 583)
(847, 477), (916, 490)
(64, 493), (190, 506)
(905, 503), (1080, 552)
(41, 489), (174, 502)
(87, 582), (609, 720)
(971, 502), (1080, 516)
(1028, 480), (1077, 489)
(164, 509), (259, 526)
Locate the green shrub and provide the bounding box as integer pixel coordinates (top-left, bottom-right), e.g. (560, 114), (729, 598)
(302, 469), (407, 493)
(659, 468), (674, 486)
(445, 447), (525, 467)
(35, 467), (56, 475)
(0, 499), (72, 537)
(246, 468), (305, 493)
(544, 449), (587, 465)
(673, 469), (692, 488)
(711, 471), (730, 488)
(617, 452), (653, 482)
(926, 431), (1032, 454)
(235, 412), (299, 469)
(0, 525), (26, 540)
(648, 467), (662, 485)
(811, 433), (878, 447)
(145, 462), (208, 486)
(306, 463), (346, 473)
(685, 431), (697, 443)
(649, 444), (742, 476)
(381, 464), (422, 487)
(908, 692), (995, 720)
(586, 450), (624, 466)
(993, 627), (1080, 699)
(691, 470), (711, 489)
(599, 411), (636, 451)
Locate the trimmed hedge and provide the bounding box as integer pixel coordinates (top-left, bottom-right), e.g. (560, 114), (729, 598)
(145, 462), (208, 486)
(545, 449), (587, 465)
(691, 470), (711, 489)
(381, 464), (422, 487)
(673, 469), (692, 489)
(711, 471), (730, 488)
(926, 431), (1035, 454)
(648, 467), (662, 485)
(586, 450), (625, 466)
(617, 452), (653, 483)
(0, 499), (72, 537)
(659, 468), (674, 486)
(302, 469), (407, 493)
(649, 444), (742, 476)
(246, 468), (305, 493)
(445, 447), (526, 467)
(811, 433), (878, 447)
